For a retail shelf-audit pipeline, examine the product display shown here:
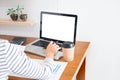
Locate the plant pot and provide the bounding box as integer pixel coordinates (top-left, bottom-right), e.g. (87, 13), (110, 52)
(10, 14), (18, 21)
(20, 14), (27, 21)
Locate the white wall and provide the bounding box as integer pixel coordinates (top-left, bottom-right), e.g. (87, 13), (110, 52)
(1, 0), (120, 80)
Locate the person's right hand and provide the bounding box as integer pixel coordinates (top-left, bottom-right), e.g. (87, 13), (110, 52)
(45, 41), (60, 59)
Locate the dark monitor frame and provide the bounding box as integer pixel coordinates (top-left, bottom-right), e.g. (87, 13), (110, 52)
(40, 11), (78, 44)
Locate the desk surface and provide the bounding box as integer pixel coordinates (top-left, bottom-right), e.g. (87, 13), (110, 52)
(0, 35), (90, 80)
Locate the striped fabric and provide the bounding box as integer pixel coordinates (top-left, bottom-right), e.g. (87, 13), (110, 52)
(0, 40), (54, 80)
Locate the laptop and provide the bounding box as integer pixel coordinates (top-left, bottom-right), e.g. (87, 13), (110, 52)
(25, 11), (78, 60)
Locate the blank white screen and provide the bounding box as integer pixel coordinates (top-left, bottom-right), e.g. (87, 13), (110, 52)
(42, 14), (75, 42)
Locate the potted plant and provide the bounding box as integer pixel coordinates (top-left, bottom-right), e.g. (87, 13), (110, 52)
(7, 8), (18, 21)
(16, 5), (27, 21)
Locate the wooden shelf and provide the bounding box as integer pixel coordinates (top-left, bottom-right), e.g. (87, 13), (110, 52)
(0, 19), (37, 26)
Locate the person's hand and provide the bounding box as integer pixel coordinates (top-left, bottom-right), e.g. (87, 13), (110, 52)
(45, 41), (60, 59)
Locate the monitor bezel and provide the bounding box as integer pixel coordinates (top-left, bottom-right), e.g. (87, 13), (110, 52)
(40, 11), (77, 44)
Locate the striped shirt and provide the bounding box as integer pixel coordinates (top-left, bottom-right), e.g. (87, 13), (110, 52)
(0, 39), (55, 80)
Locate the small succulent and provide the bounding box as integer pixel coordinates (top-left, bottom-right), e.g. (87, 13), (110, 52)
(16, 5), (24, 14)
(7, 8), (16, 15)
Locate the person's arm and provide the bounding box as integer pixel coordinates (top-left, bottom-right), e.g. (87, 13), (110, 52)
(5, 41), (59, 80)
(0, 40), (9, 80)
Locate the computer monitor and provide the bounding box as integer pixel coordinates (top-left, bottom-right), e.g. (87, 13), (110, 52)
(40, 11), (77, 44)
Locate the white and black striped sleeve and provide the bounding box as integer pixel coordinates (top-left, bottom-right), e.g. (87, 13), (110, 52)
(1, 40), (55, 80)
(0, 40), (9, 80)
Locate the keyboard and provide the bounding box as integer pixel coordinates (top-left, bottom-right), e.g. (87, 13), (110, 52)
(32, 40), (62, 50)
(32, 40), (49, 48)
(10, 37), (27, 45)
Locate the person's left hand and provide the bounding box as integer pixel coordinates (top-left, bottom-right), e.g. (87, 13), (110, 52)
(45, 41), (60, 59)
